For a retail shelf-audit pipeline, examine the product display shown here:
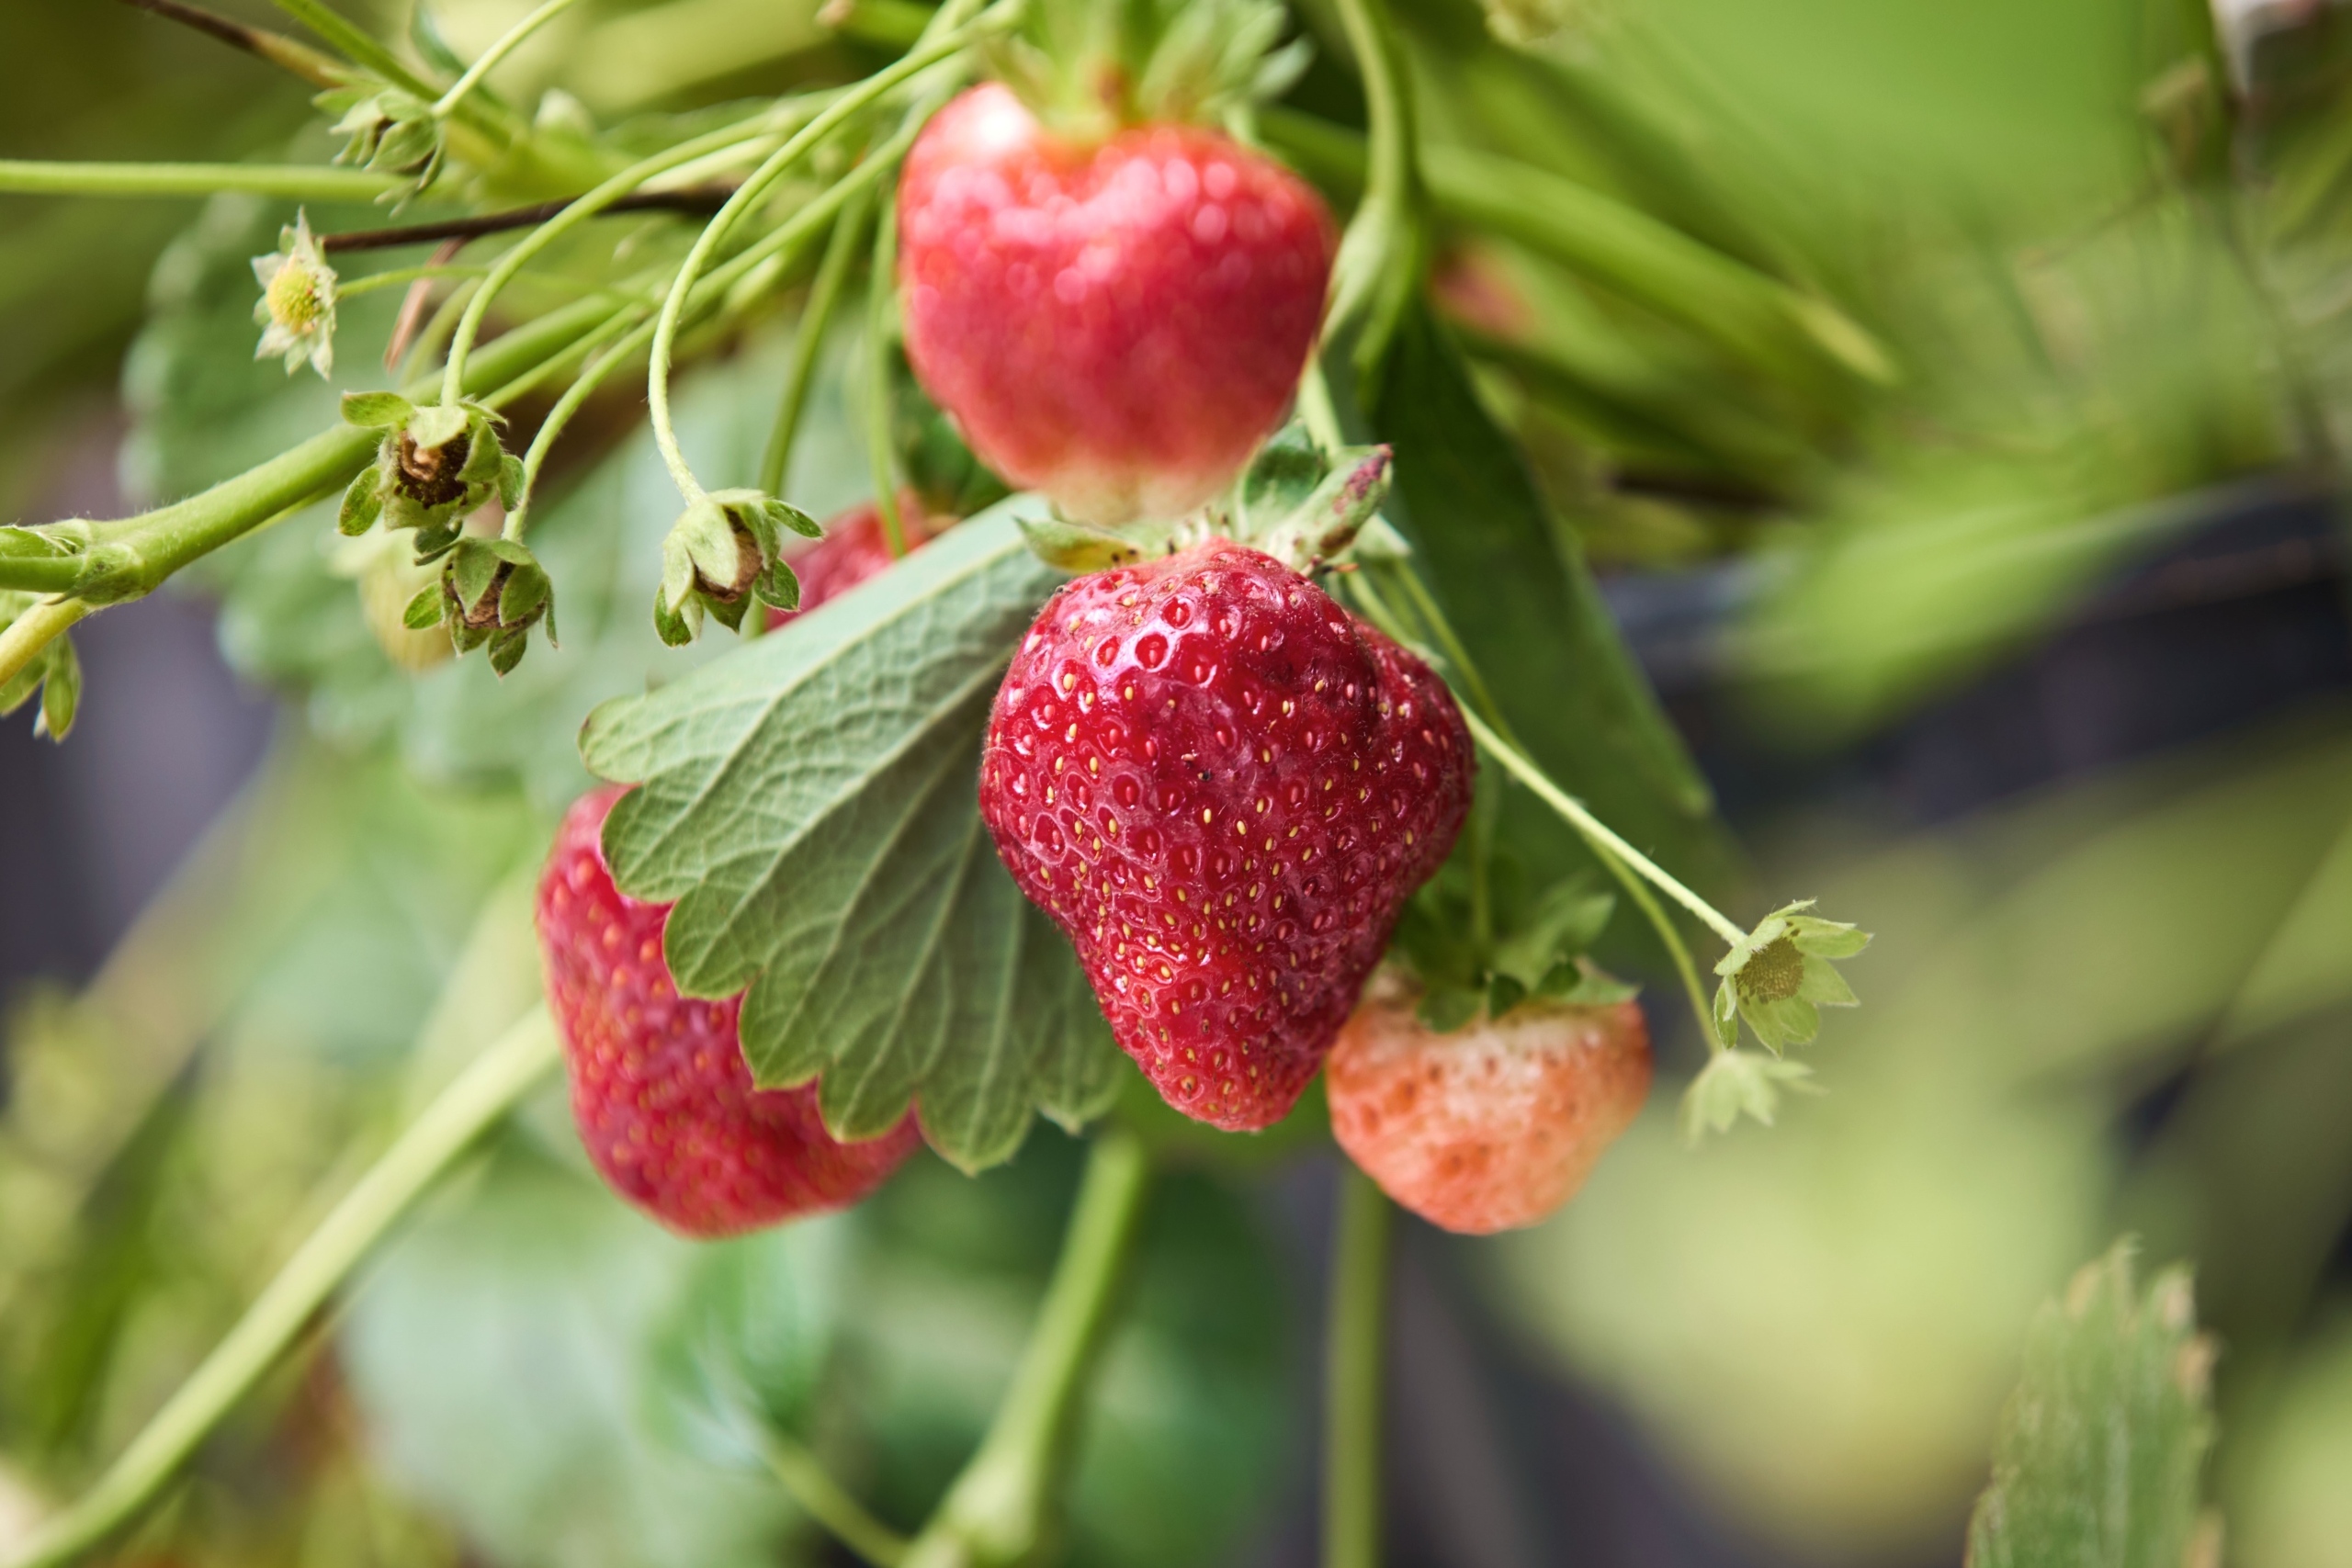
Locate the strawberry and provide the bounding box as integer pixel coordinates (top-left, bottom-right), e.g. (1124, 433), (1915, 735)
(537, 786), (920, 1236)
(764, 497), (931, 630)
(978, 540), (1473, 1130)
(897, 83), (1337, 525)
(1326, 979), (1652, 1234)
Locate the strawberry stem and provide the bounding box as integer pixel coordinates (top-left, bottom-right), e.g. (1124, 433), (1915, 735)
(902, 1128), (1152, 1568)
(4, 1008), (561, 1568)
(758, 1429), (910, 1567)
(1323, 1169), (1391, 1568)
(431, 0), (593, 122)
(0, 159), (397, 200)
(865, 187), (910, 558)
(645, 6), (990, 504)
(761, 187), (874, 495)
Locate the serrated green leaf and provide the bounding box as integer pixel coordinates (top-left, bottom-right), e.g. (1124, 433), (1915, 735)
(581, 504), (1123, 1171)
(1965, 1242), (2219, 1568)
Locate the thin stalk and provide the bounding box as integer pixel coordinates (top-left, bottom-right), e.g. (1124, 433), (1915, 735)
(1323, 1170), (1390, 1568)
(864, 189), (908, 557)
(1322, 0), (1418, 372)
(432, 0), (592, 119)
(4, 1009), (561, 1568)
(1463, 708), (1743, 947)
(759, 1430), (909, 1568)
(1297, 356), (1347, 452)
(0, 602), (90, 693)
(0, 161), (397, 201)
(504, 314), (656, 535)
(902, 1129), (1151, 1568)
(321, 188), (734, 253)
(267, 0), (444, 102)
(114, 0), (353, 87)
(1343, 565), (1720, 1039)
(760, 187), (871, 495)
(645, 19), (978, 502)
(509, 127), (903, 528)
(0, 558), (86, 594)
(440, 108), (786, 405)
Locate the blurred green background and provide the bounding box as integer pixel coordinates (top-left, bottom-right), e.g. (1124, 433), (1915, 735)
(5, 0), (2352, 1563)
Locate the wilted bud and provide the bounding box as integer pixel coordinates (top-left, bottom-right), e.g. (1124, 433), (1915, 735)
(403, 537), (557, 677)
(653, 489), (821, 646)
(338, 394), (521, 559)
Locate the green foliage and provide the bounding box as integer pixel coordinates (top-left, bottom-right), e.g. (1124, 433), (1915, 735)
(1966, 1242), (2220, 1568)
(1372, 305), (1735, 958)
(582, 505), (1122, 1170)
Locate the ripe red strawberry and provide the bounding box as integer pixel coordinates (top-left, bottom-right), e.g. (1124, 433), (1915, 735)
(978, 540), (1473, 1130)
(765, 497), (933, 629)
(898, 84), (1337, 525)
(537, 786), (920, 1236)
(1326, 981), (1652, 1234)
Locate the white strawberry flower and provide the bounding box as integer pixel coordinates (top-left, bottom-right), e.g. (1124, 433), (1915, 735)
(251, 210), (339, 378)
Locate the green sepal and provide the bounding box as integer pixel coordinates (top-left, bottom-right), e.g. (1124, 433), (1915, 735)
(31, 635), (79, 741)
(1416, 983), (1483, 1034)
(1679, 1048), (1818, 1144)
(401, 582), (445, 631)
(405, 402), (469, 452)
(498, 453), (526, 512)
(339, 467), (383, 536)
(1485, 971), (1527, 1021)
(1016, 513), (1161, 573)
(341, 390), (413, 429)
(652, 582), (700, 648)
(1211, 423), (1395, 571)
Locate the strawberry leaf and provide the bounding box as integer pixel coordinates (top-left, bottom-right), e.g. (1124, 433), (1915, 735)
(1966, 1242), (2220, 1568)
(580, 503), (1124, 1172)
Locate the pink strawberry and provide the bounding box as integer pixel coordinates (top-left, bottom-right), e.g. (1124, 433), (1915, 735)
(897, 84), (1337, 525)
(1326, 981), (1652, 1234)
(765, 497), (933, 630)
(978, 540), (1473, 1130)
(537, 786), (920, 1236)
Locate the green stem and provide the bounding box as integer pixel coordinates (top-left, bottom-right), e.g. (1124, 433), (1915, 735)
(0, 558), (86, 594)
(0, 602), (90, 693)
(760, 1431), (909, 1568)
(440, 109), (782, 405)
(645, 20), (976, 502)
(760, 187), (872, 496)
(0, 160), (398, 201)
(1297, 355), (1346, 452)
(502, 310), (654, 536)
(865, 187), (908, 557)
(903, 1129), (1151, 1568)
(432, 0), (591, 119)
(4, 1009), (561, 1568)
(1343, 565), (1721, 1040)
(1462, 707), (1744, 948)
(1323, 1170), (1390, 1568)
(1321, 0), (1418, 371)
(268, 0), (444, 101)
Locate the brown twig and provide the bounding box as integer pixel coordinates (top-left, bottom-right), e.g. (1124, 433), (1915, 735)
(386, 237), (466, 372)
(115, 0), (352, 87)
(322, 189), (738, 253)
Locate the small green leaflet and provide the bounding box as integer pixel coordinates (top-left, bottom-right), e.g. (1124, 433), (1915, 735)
(580, 503), (1122, 1172)
(1965, 1240), (2221, 1568)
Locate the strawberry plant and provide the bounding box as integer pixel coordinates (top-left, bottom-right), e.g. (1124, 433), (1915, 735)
(6, 0), (2329, 1561)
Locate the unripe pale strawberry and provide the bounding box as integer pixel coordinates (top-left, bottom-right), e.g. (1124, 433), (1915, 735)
(898, 84), (1337, 525)
(978, 541), (1472, 1131)
(1327, 982), (1651, 1234)
(537, 787), (919, 1236)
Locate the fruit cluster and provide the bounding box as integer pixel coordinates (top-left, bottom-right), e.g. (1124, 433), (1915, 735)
(537, 74), (1651, 1240)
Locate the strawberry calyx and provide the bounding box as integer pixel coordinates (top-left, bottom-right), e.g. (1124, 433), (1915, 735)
(1388, 856), (1639, 1035)
(983, 0), (1311, 143)
(1014, 422), (1398, 576)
